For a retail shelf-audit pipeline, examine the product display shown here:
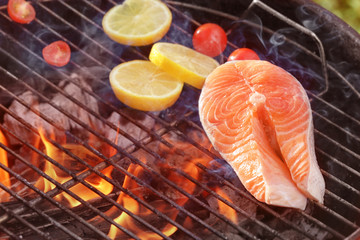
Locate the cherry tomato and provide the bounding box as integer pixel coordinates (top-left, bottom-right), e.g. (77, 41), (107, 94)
(192, 23), (227, 57)
(7, 0), (36, 24)
(42, 41), (71, 67)
(228, 48), (260, 61)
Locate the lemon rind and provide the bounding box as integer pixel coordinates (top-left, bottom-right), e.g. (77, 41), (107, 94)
(102, 0), (172, 46)
(149, 42), (219, 89)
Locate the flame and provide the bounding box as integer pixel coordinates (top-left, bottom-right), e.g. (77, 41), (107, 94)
(215, 187), (238, 224)
(107, 131), (241, 238)
(94, 131), (238, 239)
(0, 130), (10, 201)
(35, 128), (114, 207)
(30, 135), (41, 167)
(108, 155), (206, 239)
(109, 164), (178, 240)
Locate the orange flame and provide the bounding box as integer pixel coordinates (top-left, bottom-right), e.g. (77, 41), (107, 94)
(106, 130), (241, 239)
(108, 155), (206, 239)
(215, 187), (238, 224)
(35, 128), (114, 207)
(0, 130), (10, 201)
(109, 164), (178, 240)
(30, 135), (42, 168)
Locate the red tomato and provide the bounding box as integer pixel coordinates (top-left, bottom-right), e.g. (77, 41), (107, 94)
(228, 48), (260, 61)
(192, 23), (227, 57)
(42, 41), (71, 67)
(7, 0), (36, 24)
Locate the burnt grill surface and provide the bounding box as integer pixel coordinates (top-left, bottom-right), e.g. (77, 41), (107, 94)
(0, 0), (359, 239)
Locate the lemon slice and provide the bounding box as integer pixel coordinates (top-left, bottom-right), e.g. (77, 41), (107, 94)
(109, 60), (183, 111)
(102, 0), (172, 46)
(149, 42), (220, 89)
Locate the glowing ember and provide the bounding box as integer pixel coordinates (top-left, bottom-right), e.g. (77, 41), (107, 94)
(108, 131), (240, 239)
(215, 187), (238, 224)
(108, 155), (205, 239)
(35, 128), (114, 207)
(0, 130), (10, 201)
(108, 163), (179, 240)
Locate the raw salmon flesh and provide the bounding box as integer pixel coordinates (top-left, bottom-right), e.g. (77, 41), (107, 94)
(199, 60), (325, 209)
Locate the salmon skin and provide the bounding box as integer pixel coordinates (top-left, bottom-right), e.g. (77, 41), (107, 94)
(199, 60), (325, 209)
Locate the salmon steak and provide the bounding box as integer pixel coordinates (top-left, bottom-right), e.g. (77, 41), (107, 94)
(199, 60), (325, 209)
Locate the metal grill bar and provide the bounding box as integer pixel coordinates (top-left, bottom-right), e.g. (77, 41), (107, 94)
(163, 1), (358, 231)
(194, 162), (321, 240)
(325, 190), (360, 216)
(0, 121), (133, 239)
(312, 111), (360, 142)
(0, 223), (19, 240)
(317, 149), (360, 190)
(321, 170), (360, 197)
(0, 11), (170, 150)
(0, 21), (332, 240)
(0, 17), (227, 240)
(150, 117), (351, 239)
(0, 76), (231, 240)
(158, 7), (360, 232)
(149, 110), (359, 239)
(56, 0), (148, 61)
(0, 2), (278, 238)
(244, 0), (328, 96)
(0, 147), (100, 240)
(0, 47), (230, 239)
(0, 79), (198, 240)
(0, 185), (54, 240)
(313, 201), (358, 229)
(54, 0), (360, 169)
(36, 3), (125, 65)
(346, 228), (360, 240)
(153, 8), (360, 236)
(315, 130), (360, 167)
(174, 167), (286, 240)
(167, 0), (360, 98)
(0, 28), (167, 165)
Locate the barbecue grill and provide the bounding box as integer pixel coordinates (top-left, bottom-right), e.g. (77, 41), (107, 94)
(0, 0), (359, 239)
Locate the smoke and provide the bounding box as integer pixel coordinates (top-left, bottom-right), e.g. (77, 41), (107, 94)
(166, 11), (192, 47)
(228, 9), (326, 95)
(296, 4), (325, 32)
(208, 158), (239, 184)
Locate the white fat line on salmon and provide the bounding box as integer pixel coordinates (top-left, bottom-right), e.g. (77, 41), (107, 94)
(268, 97), (308, 126)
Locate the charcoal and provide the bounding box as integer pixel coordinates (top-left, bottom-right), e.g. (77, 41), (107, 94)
(52, 73), (101, 131)
(104, 109), (156, 149)
(3, 91), (48, 146)
(3, 74), (102, 146)
(1, 74), (105, 200)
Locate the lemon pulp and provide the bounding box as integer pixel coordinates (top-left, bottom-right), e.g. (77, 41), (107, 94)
(109, 60), (183, 111)
(102, 0), (172, 46)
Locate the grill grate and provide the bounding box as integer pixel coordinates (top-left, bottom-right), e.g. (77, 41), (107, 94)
(0, 0), (359, 239)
